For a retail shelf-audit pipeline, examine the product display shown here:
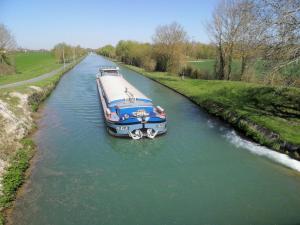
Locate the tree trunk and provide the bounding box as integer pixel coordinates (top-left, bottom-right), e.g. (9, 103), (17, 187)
(241, 55), (246, 78)
(227, 54), (232, 80)
(217, 41), (225, 80)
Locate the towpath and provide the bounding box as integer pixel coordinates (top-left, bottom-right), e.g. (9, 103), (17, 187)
(0, 63), (71, 89)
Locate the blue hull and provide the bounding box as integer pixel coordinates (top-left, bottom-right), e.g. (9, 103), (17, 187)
(106, 120), (167, 137)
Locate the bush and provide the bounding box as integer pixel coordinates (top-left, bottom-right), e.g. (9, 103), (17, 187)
(180, 65), (211, 80)
(115, 40), (156, 71)
(142, 57), (156, 71)
(0, 63), (15, 75)
(0, 139), (35, 207)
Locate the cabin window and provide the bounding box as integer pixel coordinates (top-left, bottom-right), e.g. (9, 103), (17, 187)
(101, 70), (119, 76)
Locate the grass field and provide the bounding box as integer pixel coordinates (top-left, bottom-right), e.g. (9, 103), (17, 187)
(0, 51), (61, 85)
(188, 59), (300, 83)
(188, 59), (242, 80)
(123, 64), (300, 153)
(188, 59), (215, 74)
(188, 59), (271, 81)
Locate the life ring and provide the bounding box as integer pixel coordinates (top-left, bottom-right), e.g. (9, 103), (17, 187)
(129, 129), (143, 140)
(146, 129), (158, 139)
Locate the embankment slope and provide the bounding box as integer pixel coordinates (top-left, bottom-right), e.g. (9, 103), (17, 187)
(122, 64), (300, 160)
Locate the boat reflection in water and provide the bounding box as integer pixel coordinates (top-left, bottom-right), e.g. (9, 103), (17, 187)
(96, 66), (167, 139)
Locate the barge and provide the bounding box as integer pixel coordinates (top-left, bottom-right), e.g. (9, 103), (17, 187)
(96, 66), (167, 139)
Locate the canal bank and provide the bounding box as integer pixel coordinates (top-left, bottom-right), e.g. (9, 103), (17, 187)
(0, 55), (86, 224)
(117, 63), (300, 161)
(9, 55), (300, 225)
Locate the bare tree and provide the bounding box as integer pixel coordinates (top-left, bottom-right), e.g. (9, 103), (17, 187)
(152, 22), (188, 73)
(0, 24), (16, 65)
(208, 0), (244, 80)
(207, 4), (226, 79)
(234, 0), (267, 80)
(223, 0), (244, 80)
(52, 43), (74, 64)
(256, 0), (300, 85)
(208, 0), (299, 85)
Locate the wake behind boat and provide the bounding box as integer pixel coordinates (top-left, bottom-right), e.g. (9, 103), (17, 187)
(96, 66), (167, 139)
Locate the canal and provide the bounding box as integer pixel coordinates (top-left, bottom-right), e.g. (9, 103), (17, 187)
(10, 54), (300, 225)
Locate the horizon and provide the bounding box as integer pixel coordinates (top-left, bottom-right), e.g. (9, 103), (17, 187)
(0, 0), (217, 50)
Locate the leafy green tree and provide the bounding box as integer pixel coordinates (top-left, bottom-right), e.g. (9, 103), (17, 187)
(152, 22), (188, 73)
(114, 40), (156, 71)
(52, 43), (86, 64)
(98, 45), (115, 58)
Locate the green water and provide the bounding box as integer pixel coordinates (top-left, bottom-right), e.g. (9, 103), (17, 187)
(11, 55), (300, 225)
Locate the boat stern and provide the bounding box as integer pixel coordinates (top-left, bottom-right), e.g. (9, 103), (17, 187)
(106, 120), (167, 139)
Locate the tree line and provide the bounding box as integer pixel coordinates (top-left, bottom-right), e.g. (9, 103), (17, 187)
(208, 0), (299, 86)
(98, 22), (192, 73)
(97, 0), (299, 87)
(52, 43), (87, 64)
(96, 23), (228, 78)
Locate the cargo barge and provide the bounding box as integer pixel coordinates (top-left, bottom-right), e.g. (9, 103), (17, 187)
(96, 66), (167, 139)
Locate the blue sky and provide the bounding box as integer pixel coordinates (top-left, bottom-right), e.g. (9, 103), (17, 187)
(0, 0), (218, 50)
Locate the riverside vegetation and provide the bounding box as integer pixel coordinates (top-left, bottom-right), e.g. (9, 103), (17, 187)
(120, 64), (300, 159)
(97, 0), (299, 160)
(8, 54), (300, 225)
(0, 48), (86, 224)
(98, 0), (299, 86)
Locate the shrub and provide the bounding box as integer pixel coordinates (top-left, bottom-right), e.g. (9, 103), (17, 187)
(180, 65), (212, 80)
(142, 57), (156, 71)
(0, 139), (35, 207)
(0, 63), (15, 75)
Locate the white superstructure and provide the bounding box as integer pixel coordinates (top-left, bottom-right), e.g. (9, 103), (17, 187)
(99, 76), (151, 105)
(96, 66), (167, 139)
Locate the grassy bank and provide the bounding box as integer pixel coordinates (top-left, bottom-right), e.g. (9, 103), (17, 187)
(121, 63), (300, 158)
(0, 51), (61, 85)
(0, 55), (86, 225)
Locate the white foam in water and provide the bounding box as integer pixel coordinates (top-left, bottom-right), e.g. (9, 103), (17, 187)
(225, 130), (300, 172)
